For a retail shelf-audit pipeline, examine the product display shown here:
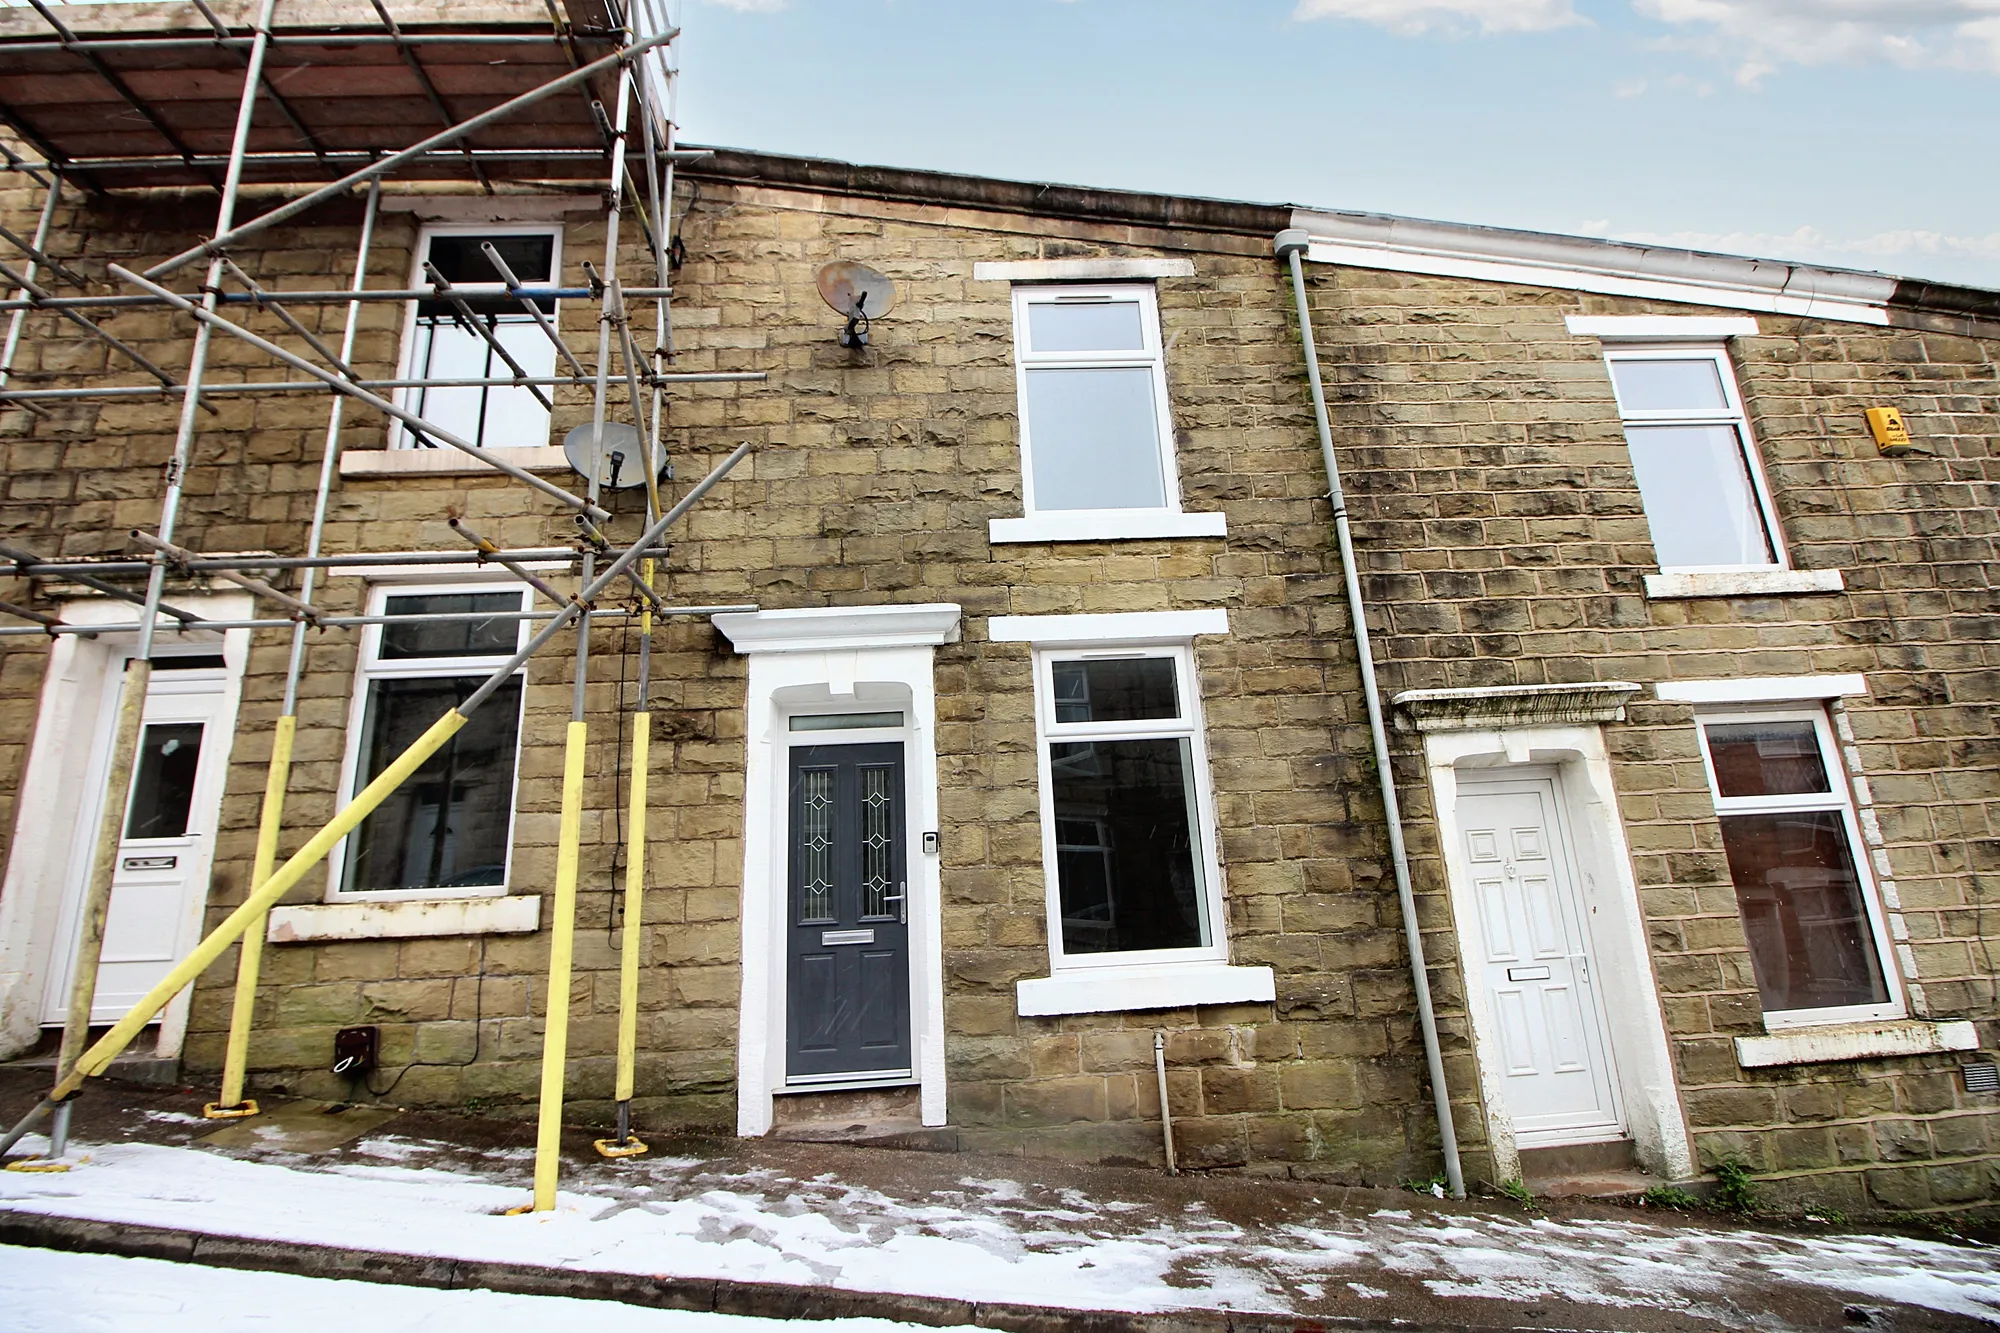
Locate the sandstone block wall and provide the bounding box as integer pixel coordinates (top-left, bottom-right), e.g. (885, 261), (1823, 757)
(0, 166), (1992, 1212)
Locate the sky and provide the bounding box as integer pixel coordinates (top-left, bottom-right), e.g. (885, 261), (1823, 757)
(671, 0), (2000, 291)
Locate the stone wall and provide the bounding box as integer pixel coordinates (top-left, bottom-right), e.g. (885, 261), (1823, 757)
(0, 163), (1993, 1211)
(1302, 259), (2000, 1212)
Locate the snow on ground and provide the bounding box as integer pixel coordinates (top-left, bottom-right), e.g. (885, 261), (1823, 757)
(0, 1244), (971, 1333)
(3, 1131), (2000, 1324)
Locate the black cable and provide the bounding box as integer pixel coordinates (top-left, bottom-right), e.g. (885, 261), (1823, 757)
(354, 934), (490, 1102)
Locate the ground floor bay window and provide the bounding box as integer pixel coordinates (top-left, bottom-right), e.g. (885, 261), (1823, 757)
(334, 586), (528, 898)
(1695, 707), (1901, 1026)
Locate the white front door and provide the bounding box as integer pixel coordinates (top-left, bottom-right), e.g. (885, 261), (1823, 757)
(41, 653), (235, 1025)
(1458, 774), (1624, 1145)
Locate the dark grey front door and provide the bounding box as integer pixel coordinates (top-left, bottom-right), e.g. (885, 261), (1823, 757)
(786, 742), (911, 1081)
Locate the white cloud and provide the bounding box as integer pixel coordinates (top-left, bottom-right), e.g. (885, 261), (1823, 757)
(1634, 1), (2000, 81)
(1292, 0), (1585, 36)
(694, 0), (786, 11)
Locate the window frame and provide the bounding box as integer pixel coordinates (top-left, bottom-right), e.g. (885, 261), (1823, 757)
(1008, 282), (1185, 526)
(1692, 705), (1905, 1029)
(1604, 343), (1788, 574)
(1027, 640), (1229, 974)
(390, 221), (565, 452)
(326, 581), (532, 903)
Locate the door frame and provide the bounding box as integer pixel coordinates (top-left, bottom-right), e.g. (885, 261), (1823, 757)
(783, 734), (912, 1085)
(1454, 767), (1626, 1147)
(39, 657), (238, 1027)
(0, 592), (252, 1061)
(1422, 723), (1694, 1185)
(716, 604), (961, 1137)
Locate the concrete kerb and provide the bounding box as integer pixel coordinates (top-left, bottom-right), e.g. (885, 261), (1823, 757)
(0, 1208), (1504, 1333)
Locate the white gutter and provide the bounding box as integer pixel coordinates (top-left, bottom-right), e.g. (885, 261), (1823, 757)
(1290, 207), (1899, 327)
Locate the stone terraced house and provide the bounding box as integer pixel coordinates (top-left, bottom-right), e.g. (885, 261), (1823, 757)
(0, 87), (1996, 1215)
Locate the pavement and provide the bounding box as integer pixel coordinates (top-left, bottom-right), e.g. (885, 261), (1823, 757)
(2, 1064), (1998, 1332)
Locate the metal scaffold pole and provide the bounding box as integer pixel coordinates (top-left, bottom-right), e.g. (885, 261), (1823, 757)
(532, 31), (638, 1213)
(209, 179), (383, 1121)
(44, 0), (280, 1165)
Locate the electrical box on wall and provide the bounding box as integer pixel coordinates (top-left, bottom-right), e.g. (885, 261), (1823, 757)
(333, 1026), (378, 1077)
(1865, 406), (1913, 452)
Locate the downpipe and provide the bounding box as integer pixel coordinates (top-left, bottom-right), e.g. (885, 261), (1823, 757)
(1275, 229), (1465, 1200)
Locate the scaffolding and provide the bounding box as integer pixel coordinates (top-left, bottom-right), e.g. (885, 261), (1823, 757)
(0, 0), (763, 1211)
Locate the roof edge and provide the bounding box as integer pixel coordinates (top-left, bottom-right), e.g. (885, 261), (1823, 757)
(678, 146), (1293, 243)
(676, 146), (1997, 333)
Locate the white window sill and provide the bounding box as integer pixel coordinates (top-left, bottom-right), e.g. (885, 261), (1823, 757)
(1016, 963), (1275, 1017)
(268, 895), (542, 943)
(1734, 1019), (1978, 1069)
(990, 511), (1228, 544)
(1643, 568), (1844, 600)
(339, 446), (570, 478)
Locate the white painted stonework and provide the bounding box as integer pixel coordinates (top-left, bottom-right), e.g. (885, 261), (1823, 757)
(717, 603), (961, 1136)
(339, 446), (573, 478)
(988, 510), (1227, 545)
(0, 593), (252, 1063)
(267, 895), (541, 943)
(1643, 569), (1845, 600)
(1655, 674), (1869, 705)
(988, 608), (1230, 646)
(1015, 963), (1274, 1018)
(1735, 1020), (1979, 1069)
(973, 257), (1195, 282)
(1565, 316), (1762, 340)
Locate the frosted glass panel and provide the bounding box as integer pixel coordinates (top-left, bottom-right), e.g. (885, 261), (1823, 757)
(1611, 358), (1728, 411)
(407, 314), (555, 450)
(1624, 424), (1773, 567)
(1024, 367), (1166, 511)
(1028, 301), (1146, 353)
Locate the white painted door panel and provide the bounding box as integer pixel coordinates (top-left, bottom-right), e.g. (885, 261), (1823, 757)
(42, 665), (232, 1024)
(1460, 779), (1624, 1144)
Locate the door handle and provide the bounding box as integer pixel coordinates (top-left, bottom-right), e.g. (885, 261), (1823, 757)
(881, 882), (906, 924)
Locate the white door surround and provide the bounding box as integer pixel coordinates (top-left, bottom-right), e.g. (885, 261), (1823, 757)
(715, 603), (960, 1137)
(1399, 688), (1694, 1186)
(0, 593), (252, 1062)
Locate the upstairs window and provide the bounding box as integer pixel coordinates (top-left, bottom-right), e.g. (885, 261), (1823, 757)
(1695, 708), (1901, 1027)
(1605, 346), (1782, 571)
(334, 585), (528, 898)
(395, 226), (561, 451)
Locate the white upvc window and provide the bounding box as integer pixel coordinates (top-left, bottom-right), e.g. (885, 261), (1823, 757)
(329, 583), (529, 900)
(1604, 344), (1785, 572)
(392, 224), (563, 451)
(1694, 706), (1904, 1028)
(992, 284), (1223, 544)
(1029, 642), (1227, 971)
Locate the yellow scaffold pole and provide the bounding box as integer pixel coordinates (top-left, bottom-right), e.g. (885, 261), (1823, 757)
(207, 713), (293, 1119)
(531, 720), (589, 1210)
(596, 559), (653, 1160)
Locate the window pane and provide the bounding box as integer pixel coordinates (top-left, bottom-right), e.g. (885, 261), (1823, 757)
(124, 723), (204, 839)
(425, 233), (554, 287)
(1024, 367), (1167, 511)
(346, 676), (521, 892)
(1624, 424), (1774, 567)
(409, 317), (489, 445)
(1706, 720), (1830, 798)
(1049, 737), (1208, 955)
(380, 592), (520, 659)
(1720, 810), (1889, 1012)
(1027, 300), (1146, 353)
(1052, 658), (1179, 724)
(1611, 358), (1728, 412)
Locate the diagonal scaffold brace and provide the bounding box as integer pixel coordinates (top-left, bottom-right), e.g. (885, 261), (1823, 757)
(0, 439), (758, 1164)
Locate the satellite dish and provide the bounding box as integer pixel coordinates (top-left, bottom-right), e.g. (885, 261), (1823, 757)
(816, 261), (896, 346)
(562, 421), (659, 490)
